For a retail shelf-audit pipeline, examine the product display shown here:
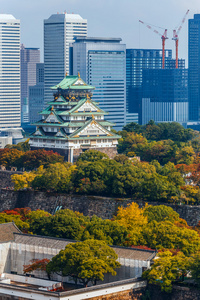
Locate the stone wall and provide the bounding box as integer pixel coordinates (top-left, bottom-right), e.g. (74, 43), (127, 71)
(87, 288), (146, 300)
(146, 284), (200, 300)
(0, 190), (200, 226)
(0, 171), (22, 190)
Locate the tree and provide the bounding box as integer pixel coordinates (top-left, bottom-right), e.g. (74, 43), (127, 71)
(114, 203), (148, 230)
(143, 250), (191, 292)
(189, 253), (200, 285)
(23, 258), (50, 275)
(0, 213), (29, 231)
(82, 216), (129, 246)
(77, 149), (109, 163)
(141, 220), (200, 255)
(32, 163), (76, 192)
(46, 239), (120, 286)
(17, 149), (64, 170)
(0, 149), (23, 168)
(144, 205), (180, 223)
(5, 139), (30, 152)
(11, 172), (37, 190)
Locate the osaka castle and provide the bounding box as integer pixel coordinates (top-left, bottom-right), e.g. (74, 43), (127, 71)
(29, 74), (121, 162)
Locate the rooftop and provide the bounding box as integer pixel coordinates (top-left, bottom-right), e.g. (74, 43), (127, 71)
(13, 233), (156, 261)
(45, 13), (86, 23)
(0, 222), (21, 243)
(74, 37), (122, 43)
(0, 14), (16, 21)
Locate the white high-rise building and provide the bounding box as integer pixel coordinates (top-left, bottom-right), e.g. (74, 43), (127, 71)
(0, 14), (21, 129)
(44, 13), (87, 105)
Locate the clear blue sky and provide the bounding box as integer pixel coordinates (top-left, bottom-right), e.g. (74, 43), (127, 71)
(1, 0), (200, 66)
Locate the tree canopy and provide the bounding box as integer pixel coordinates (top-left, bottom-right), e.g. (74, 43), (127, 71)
(46, 239), (120, 286)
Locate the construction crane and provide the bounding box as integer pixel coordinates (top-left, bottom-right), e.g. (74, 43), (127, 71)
(139, 20), (168, 69)
(172, 9), (189, 69)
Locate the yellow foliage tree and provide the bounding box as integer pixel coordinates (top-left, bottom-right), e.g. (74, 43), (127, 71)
(114, 202), (148, 230)
(11, 172), (37, 191)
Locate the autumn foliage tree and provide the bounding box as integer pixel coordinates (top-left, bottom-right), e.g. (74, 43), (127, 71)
(23, 259), (50, 275)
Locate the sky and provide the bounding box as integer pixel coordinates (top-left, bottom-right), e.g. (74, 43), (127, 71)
(1, 0), (200, 66)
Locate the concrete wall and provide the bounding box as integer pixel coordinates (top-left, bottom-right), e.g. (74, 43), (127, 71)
(0, 189), (200, 226)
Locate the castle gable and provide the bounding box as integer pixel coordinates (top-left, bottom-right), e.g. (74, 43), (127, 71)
(71, 119), (113, 138)
(72, 78), (86, 86)
(45, 111), (62, 124)
(77, 100), (99, 113)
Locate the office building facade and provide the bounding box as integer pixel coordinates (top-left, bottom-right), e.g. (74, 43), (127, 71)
(72, 37), (126, 130)
(44, 13), (87, 105)
(126, 49), (185, 122)
(20, 45), (40, 123)
(188, 14), (200, 121)
(141, 69), (188, 125)
(29, 63), (44, 124)
(0, 14), (21, 129)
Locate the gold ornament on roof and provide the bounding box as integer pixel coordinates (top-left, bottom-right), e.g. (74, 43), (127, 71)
(51, 106), (54, 111)
(78, 72), (80, 78)
(65, 72), (68, 76)
(92, 114), (95, 120)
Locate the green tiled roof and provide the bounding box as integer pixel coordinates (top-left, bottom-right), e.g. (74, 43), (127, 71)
(51, 75), (95, 90)
(30, 135), (120, 141)
(33, 120), (115, 127)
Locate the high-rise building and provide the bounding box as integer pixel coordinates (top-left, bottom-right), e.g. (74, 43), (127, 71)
(72, 37), (126, 130)
(0, 14), (21, 129)
(44, 13), (87, 105)
(29, 63), (44, 124)
(188, 14), (200, 121)
(126, 49), (185, 122)
(20, 45), (40, 123)
(141, 69), (188, 125)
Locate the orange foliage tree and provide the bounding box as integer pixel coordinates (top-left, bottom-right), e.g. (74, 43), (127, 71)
(23, 258), (50, 274)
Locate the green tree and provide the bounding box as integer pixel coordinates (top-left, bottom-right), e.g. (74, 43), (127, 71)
(143, 250), (191, 292)
(189, 253), (200, 285)
(77, 150), (109, 163)
(142, 221), (200, 255)
(32, 163), (76, 192)
(46, 239), (120, 286)
(144, 205), (180, 223)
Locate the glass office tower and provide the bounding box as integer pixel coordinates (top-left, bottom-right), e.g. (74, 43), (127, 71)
(44, 13), (87, 105)
(0, 14), (21, 128)
(20, 45), (40, 123)
(126, 49), (185, 120)
(188, 14), (200, 121)
(141, 69), (188, 125)
(73, 37), (126, 130)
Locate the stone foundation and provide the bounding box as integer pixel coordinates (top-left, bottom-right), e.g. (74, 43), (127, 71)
(31, 146), (118, 162)
(73, 146), (118, 161)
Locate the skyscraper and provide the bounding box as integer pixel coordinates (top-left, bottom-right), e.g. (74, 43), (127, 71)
(126, 49), (185, 119)
(188, 14), (200, 121)
(29, 63), (44, 124)
(20, 45), (40, 123)
(44, 13), (87, 105)
(141, 69), (188, 125)
(72, 37), (126, 130)
(0, 14), (21, 129)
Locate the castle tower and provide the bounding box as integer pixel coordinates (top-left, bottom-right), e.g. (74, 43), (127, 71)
(29, 74), (120, 162)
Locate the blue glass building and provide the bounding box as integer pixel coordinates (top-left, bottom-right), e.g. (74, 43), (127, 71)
(188, 14), (200, 121)
(72, 37), (126, 130)
(141, 69), (188, 125)
(126, 49), (185, 120)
